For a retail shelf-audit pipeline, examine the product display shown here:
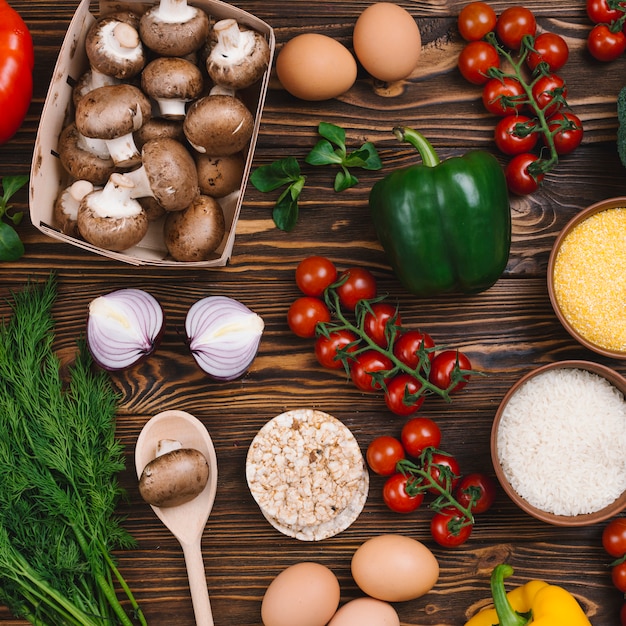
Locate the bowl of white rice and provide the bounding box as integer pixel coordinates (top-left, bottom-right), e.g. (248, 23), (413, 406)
(491, 361), (626, 526)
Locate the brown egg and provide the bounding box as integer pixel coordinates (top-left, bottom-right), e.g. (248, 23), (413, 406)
(353, 2), (421, 82)
(351, 534), (439, 602)
(276, 33), (357, 101)
(327, 598), (400, 626)
(261, 562), (340, 626)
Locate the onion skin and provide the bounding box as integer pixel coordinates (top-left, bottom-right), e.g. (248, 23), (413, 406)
(87, 288), (165, 371)
(185, 295), (264, 380)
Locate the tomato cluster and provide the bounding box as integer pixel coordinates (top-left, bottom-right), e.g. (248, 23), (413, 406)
(288, 256), (474, 416)
(367, 418), (496, 548)
(586, 0), (626, 62)
(457, 2), (583, 196)
(602, 517), (626, 623)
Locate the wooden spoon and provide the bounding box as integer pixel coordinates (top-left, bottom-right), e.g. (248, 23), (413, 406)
(135, 410), (218, 626)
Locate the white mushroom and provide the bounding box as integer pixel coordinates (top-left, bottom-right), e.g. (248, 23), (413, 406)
(206, 19), (270, 90)
(139, 0), (210, 57)
(77, 172), (149, 251)
(141, 56), (203, 119)
(53, 180), (95, 238)
(196, 152), (245, 198)
(74, 84), (152, 168)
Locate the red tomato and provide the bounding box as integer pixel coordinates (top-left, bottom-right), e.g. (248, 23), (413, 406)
(494, 114), (538, 156)
(603, 517), (626, 558)
(496, 6), (537, 49)
(613, 561), (626, 593)
(458, 40), (500, 85)
(429, 350), (472, 394)
(531, 73), (567, 117)
(314, 329), (358, 369)
(526, 32), (569, 72)
(547, 111), (583, 155)
(482, 77), (526, 116)
(588, 23), (626, 62)
(400, 417), (442, 458)
(384, 374), (425, 417)
(426, 452), (461, 494)
(363, 302), (402, 348)
(366, 436), (405, 476)
(454, 473), (497, 514)
(587, 0), (625, 24)
(383, 472), (424, 513)
(287, 297), (331, 338)
(336, 267), (377, 311)
(349, 350), (393, 392)
(393, 329), (435, 370)
(505, 153), (544, 196)
(457, 1), (497, 41)
(430, 508), (473, 547)
(295, 256), (337, 296)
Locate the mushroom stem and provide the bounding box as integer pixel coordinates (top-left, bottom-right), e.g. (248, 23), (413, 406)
(105, 133), (142, 167)
(153, 0), (197, 23)
(76, 132), (111, 160)
(212, 19), (257, 61)
(124, 165), (154, 200)
(89, 173), (143, 219)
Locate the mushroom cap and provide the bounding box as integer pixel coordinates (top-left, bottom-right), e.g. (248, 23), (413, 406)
(75, 84), (152, 141)
(141, 137), (199, 211)
(139, 6), (210, 57)
(133, 117), (185, 151)
(164, 194), (226, 262)
(183, 94), (254, 155)
(141, 56), (204, 102)
(53, 180), (95, 238)
(196, 152), (245, 198)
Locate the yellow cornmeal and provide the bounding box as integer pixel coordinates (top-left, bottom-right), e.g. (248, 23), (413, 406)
(553, 207), (626, 353)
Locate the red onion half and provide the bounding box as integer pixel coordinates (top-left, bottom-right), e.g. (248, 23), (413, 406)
(87, 288), (164, 371)
(185, 296), (264, 380)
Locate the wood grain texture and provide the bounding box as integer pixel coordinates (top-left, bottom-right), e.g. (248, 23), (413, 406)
(1, 0), (625, 624)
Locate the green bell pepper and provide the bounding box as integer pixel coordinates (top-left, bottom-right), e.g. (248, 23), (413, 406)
(369, 127), (511, 297)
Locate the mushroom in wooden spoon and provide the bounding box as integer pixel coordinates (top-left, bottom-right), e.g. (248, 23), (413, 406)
(135, 410), (218, 626)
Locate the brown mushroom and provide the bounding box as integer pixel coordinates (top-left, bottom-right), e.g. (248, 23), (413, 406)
(133, 117), (185, 152)
(77, 172), (149, 251)
(206, 19), (270, 90)
(183, 86), (253, 155)
(195, 152), (245, 198)
(53, 180), (95, 238)
(139, 0), (210, 57)
(163, 194), (226, 261)
(57, 122), (116, 186)
(124, 137), (199, 211)
(75, 84), (152, 168)
(72, 70), (120, 110)
(141, 56), (203, 119)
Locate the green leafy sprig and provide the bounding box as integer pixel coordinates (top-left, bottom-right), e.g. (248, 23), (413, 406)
(0, 175), (28, 261)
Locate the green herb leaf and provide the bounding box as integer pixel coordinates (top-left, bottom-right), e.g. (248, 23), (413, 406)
(0, 222), (24, 261)
(334, 169), (359, 192)
(317, 121), (347, 148)
(250, 157), (302, 192)
(305, 139), (343, 166)
(273, 175), (305, 231)
(0, 175), (28, 262)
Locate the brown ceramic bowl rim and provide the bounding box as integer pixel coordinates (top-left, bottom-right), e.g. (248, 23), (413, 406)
(491, 360), (626, 526)
(547, 197), (626, 360)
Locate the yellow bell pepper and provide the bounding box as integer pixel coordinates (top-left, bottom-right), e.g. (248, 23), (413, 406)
(465, 563), (592, 626)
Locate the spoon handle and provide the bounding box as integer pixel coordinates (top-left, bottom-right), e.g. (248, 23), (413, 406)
(181, 538), (214, 626)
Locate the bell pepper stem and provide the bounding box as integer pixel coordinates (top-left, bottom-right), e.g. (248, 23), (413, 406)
(491, 564), (530, 626)
(393, 127), (441, 167)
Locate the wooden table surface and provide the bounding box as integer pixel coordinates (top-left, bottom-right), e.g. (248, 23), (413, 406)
(1, 0), (626, 624)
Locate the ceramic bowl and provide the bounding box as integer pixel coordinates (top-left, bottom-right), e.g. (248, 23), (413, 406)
(547, 197), (626, 359)
(491, 360), (626, 526)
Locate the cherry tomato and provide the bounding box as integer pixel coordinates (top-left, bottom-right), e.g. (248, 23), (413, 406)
(613, 561), (626, 593)
(494, 114), (538, 156)
(458, 40), (500, 85)
(393, 329), (435, 370)
(314, 329), (358, 369)
(426, 452), (461, 494)
(363, 302), (402, 348)
(587, 0), (625, 24)
(482, 77), (526, 116)
(526, 32), (569, 72)
(588, 23), (626, 62)
(366, 436), (405, 476)
(295, 256), (337, 297)
(287, 296), (331, 338)
(531, 73), (567, 117)
(496, 6), (537, 50)
(454, 473), (497, 514)
(384, 374), (425, 417)
(547, 111), (583, 155)
(400, 417), (441, 458)
(350, 350), (393, 392)
(336, 267), (377, 311)
(603, 517), (626, 558)
(429, 350), (472, 394)
(457, 1), (497, 41)
(505, 153), (544, 196)
(430, 508), (473, 547)
(383, 472), (424, 513)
